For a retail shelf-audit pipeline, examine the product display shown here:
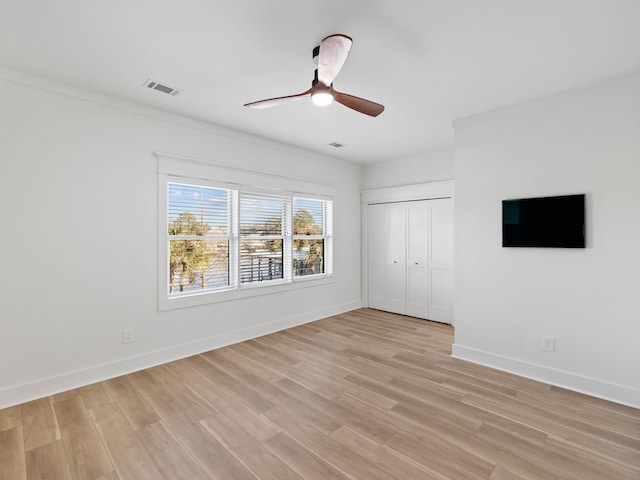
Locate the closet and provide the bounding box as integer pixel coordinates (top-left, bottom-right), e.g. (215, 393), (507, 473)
(367, 197), (453, 324)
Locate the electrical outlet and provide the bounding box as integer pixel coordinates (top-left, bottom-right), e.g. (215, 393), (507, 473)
(541, 336), (555, 352)
(122, 328), (135, 344)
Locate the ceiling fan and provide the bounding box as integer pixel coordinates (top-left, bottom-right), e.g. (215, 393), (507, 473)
(244, 34), (384, 117)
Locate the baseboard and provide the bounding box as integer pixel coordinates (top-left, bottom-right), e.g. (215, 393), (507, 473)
(451, 343), (640, 409)
(0, 300), (361, 409)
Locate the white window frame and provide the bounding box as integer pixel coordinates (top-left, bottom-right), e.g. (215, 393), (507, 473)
(292, 195), (333, 281)
(166, 180), (238, 296)
(239, 189), (292, 288)
(158, 174), (333, 311)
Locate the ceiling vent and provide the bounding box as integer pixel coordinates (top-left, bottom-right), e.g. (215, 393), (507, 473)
(143, 79), (182, 96)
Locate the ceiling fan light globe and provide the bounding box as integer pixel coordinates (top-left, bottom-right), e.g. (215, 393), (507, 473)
(311, 91), (333, 106)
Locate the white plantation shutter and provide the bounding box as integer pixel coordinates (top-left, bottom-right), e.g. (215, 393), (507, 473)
(292, 197), (333, 277)
(293, 197), (325, 235)
(240, 193), (288, 235)
(168, 183), (231, 235)
(167, 182), (236, 294)
(239, 192), (291, 284)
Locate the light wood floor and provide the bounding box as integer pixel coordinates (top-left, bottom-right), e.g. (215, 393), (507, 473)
(1, 309), (639, 480)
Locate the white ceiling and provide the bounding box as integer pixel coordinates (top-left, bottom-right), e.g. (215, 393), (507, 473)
(2, 1), (640, 164)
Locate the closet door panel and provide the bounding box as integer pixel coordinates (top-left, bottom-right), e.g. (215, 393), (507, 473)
(368, 204), (386, 263)
(428, 198), (454, 324)
(367, 204), (387, 310)
(407, 201), (428, 263)
(429, 268), (454, 323)
(407, 267), (428, 318)
(368, 264), (387, 310)
(386, 264), (407, 315)
(407, 201), (428, 319)
(385, 203), (406, 315)
(386, 203), (406, 267)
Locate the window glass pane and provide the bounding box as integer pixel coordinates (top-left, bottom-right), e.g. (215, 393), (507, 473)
(169, 240), (229, 293)
(241, 194), (286, 236)
(240, 239), (283, 283)
(169, 183), (229, 236)
(293, 198), (324, 235)
(293, 239), (324, 276)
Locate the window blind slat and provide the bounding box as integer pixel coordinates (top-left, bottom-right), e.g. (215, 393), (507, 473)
(292, 197), (331, 277)
(293, 197), (325, 235)
(240, 193), (287, 236)
(168, 183), (230, 236)
(167, 182), (234, 294)
(239, 192), (288, 284)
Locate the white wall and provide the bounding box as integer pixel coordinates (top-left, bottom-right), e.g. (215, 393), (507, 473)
(0, 69), (363, 408)
(453, 74), (640, 408)
(362, 149), (453, 190)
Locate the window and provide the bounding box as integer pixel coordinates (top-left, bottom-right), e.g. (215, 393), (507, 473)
(162, 176), (332, 307)
(240, 192), (290, 285)
(167, 182), (237, 296)
(293, 197), (332, 277)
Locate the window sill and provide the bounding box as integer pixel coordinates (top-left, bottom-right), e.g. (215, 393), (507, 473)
(158, 275), (334, 311)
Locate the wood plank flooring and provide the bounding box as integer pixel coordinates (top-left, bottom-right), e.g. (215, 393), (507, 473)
(1, 308), (638, 479)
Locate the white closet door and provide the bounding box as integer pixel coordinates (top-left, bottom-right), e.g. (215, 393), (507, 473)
(366, 196), (453, 325)
(406, 201), (429, 319)
(367, 204), (387, 311)
(428, 198), (454, 324)
(385, 203), (407, 315)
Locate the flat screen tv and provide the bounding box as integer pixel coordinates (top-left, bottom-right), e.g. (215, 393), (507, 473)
(502, 194), (585, 248)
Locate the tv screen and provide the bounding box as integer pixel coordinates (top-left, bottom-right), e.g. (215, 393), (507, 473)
(502, 194), (585, 248)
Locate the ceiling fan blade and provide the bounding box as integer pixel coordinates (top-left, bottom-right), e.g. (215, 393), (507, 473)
(317, 34), (352, 86)
(244, 88), (312, 109)
(333, 90), (385, 117)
